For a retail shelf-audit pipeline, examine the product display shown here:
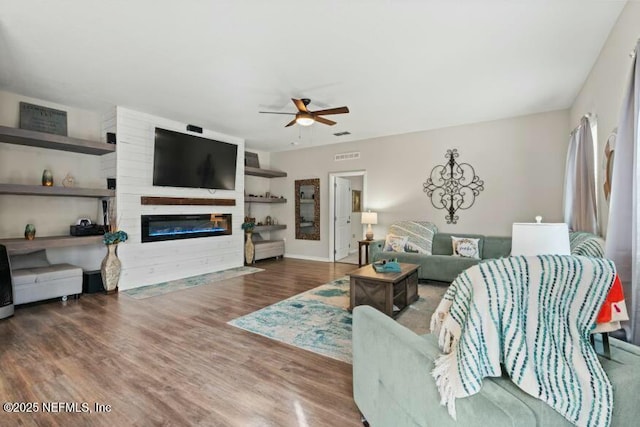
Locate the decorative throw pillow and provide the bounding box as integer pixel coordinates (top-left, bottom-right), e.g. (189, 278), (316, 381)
(384, 234), (409, 253)
(451, 236), (481, 259)
(388, 221), (437, 255)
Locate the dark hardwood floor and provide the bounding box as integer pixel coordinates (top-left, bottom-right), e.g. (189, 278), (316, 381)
(0, 259), (362, 426)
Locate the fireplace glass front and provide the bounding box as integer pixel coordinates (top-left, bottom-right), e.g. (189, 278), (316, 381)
(141, 214), (232, 243)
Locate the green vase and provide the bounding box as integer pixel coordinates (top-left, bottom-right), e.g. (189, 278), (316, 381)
(42, 169), (53, 186)
(24, 224), (36, 240)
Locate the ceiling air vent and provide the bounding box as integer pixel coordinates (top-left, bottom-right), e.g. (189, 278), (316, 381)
(333, 131), (351, 136)
(334, 152), (360, 162)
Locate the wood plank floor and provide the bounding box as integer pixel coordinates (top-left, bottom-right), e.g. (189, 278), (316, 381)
(0, 259), (362, 427)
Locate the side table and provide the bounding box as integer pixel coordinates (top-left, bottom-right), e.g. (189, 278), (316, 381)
(358, 240), (372, 267)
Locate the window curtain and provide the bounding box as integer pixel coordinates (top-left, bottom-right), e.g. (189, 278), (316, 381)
(605, 41), (640, 344)
(563, 116), (598, 234)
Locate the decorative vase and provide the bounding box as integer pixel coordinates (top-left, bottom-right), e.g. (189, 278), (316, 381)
(101, 244), (122, 293)
(245, 231), (255, 265)
(42, 169), (53, 186)
(24, 224), (36, 240)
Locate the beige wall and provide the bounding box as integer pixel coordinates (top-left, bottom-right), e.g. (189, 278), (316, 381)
(570, 2), (640, 237)
(0, 90), (107, 269)
(270, 110), (570, 260)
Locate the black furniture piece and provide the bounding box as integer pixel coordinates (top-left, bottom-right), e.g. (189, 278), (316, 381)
(83, 270), (104, 294)
(0, 244), (14, 319)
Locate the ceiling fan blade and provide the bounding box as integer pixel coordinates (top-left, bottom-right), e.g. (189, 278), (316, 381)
(259, 111), (296, 115)
(311, 106), (349, 116)
(292, 98), (309, 112)
(314, 116), (336, 126)
(285, 119), (298, 127)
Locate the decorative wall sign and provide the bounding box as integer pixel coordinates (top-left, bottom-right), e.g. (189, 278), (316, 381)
(19, 102), (68, 136)
(245, 151), (260, 168)
(422, 149), (484, 224)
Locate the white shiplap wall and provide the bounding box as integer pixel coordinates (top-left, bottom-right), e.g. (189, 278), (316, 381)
(112, 107), (244, 289)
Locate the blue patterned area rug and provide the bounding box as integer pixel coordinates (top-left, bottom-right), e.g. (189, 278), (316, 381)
(227, 277), (447, 363)
(123, 266), (264, 299)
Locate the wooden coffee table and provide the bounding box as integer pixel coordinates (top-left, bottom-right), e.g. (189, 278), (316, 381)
(349, 263), (419, 318)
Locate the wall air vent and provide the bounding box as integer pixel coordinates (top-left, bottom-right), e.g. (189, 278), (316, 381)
(334, 152), (360, 162)
(333, 131), (351, 136)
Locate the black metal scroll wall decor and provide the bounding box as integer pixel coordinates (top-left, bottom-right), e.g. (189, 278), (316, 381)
(422, 149), (484, 224)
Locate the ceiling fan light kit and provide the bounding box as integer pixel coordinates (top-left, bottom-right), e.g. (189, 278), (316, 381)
(260, 98), (350, 128)
(295, 113), (315, 126)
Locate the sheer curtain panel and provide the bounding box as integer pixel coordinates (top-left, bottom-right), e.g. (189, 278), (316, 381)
(605, 41), (640, 344)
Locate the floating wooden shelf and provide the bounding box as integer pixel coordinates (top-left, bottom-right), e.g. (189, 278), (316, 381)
(244, 196), (287, 204)
(244, 166), (287, 178)
(0, 125), (115, 155)
(254, 224), (287, 232)
(0, 235), (104, 253)
(0, 184), (114, 198)
(141, 196), (236, 206)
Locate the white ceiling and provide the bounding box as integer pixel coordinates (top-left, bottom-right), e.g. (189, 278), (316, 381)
(0, 1), (626, 152)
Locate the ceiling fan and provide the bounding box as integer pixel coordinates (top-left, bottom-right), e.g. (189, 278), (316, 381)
(260, 98), (349, 127)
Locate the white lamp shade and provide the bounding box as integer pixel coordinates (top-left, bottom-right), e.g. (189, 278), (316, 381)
(361, 211), (378, 225)
(511, 223), (570, 256)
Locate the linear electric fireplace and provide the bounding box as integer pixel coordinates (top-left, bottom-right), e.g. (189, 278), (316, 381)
(141, 214), (232, 243)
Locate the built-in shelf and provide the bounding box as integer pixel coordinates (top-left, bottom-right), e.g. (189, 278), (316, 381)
(0, 235), (104, 254)
(0, 184), (114, 198)
(244, 166), (287, 178)
(300, 222), (314, 227)
(245, 196), (287, 204)
(254, 224), (287, 232)
(299, 199), (315, 204)
(0, 125), (115, 155)
(141, 196), (236, 206)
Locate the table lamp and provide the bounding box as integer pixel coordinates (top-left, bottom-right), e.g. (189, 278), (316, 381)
(361, 211), (378, 241)
(511, 217), (570, 256)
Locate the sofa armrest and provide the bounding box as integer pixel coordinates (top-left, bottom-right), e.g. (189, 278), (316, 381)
(368, 239), (386, 260)
(353, 306), (436, 426)
(352, 306), (545, 427)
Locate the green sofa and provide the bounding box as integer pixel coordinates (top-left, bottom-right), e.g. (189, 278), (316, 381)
(353, 305), (640, 427)
(370, 228), (604, 283)
(370, 232), (512, 283)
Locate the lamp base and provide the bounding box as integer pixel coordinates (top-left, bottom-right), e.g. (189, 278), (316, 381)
(365, 231), (374, 241)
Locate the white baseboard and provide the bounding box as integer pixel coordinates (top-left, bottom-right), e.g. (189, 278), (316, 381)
(284, 253), (332, 262)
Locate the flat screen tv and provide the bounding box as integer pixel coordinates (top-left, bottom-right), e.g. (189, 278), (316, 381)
(153, 127), (238, 190)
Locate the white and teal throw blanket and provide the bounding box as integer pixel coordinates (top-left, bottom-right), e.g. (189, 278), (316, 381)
(430, 255), (616, 427)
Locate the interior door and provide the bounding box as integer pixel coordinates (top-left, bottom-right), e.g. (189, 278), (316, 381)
(335, 177), (351, 260)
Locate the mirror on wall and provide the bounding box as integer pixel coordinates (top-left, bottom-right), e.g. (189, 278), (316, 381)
(295, 178), (320, 240)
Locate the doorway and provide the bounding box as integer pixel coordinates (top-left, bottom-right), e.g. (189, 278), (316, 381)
(329, 171), (366, 264)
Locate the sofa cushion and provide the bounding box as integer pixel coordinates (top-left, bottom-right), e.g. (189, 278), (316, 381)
(388, 221), (437, 254)
(9, 249), (50, 270)
(433, 233), (485, 257)
(12, 264), (82, 286)
(11, 269), (38, 286)
(384, 234), (409, 252)
(451, 236), (481, 259)
(482, 236), (512, 259)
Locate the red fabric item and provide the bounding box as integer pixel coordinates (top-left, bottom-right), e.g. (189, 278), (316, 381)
(596, 274), (625, 324)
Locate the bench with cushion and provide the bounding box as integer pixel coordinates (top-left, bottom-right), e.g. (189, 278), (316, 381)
(9, 250), (82, 304)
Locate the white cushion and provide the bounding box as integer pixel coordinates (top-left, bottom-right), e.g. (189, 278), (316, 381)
(384, 234), (409, 253)
(451, 236), (481, 259)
